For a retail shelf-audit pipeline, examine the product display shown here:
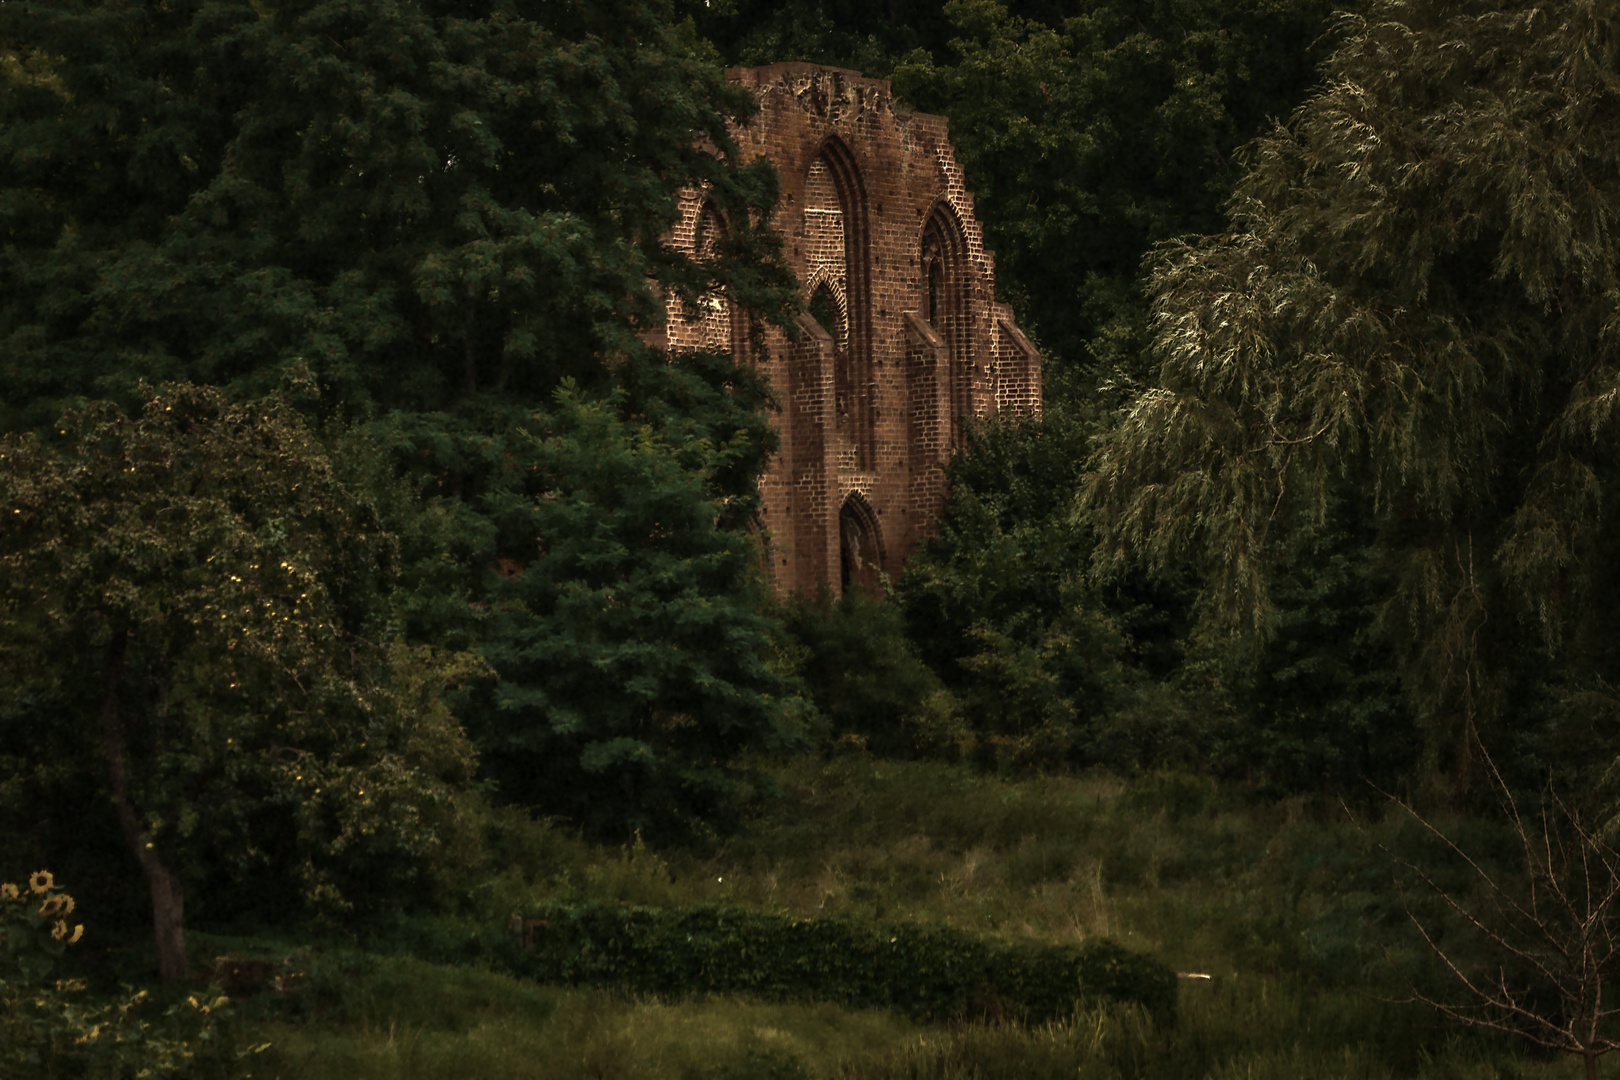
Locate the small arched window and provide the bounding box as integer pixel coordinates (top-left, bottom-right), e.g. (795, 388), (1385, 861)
(809, 281), (845, 343)
(838, 493), (884, 595)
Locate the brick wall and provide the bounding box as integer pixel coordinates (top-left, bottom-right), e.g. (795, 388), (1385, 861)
(665, 63), (1042, 596)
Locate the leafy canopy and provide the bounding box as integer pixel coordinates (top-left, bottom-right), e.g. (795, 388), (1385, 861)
(892, 0), (1344, 377)
(1086, 0), (1620, 766)
(0, 383), (483, 972)
(468, 384), (803, 837)
(0, 0), (804, 841)
(0, 0), (796, 421)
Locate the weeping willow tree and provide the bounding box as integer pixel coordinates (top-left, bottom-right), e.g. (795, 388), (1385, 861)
(1086, 0), (1620, 780)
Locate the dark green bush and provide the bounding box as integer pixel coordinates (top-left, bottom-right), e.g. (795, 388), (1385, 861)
(514, 902), (1177, 1027)
(777, 587), (948, 756)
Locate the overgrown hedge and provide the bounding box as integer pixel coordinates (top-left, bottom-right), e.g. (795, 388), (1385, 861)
(513, 903), (1177, 1027)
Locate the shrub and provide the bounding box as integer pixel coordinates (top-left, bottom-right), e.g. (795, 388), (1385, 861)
(778, 587), (949, 757)
(515, 902), (1177, 1027)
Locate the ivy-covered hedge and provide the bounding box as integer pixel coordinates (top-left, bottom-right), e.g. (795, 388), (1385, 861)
(512, 903), (1176, 1027)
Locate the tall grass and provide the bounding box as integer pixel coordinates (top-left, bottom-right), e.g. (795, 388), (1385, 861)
(245, 953), (1546, 1079)
(248, 954), (911, 1080)
(231, 757), (1576, 1078)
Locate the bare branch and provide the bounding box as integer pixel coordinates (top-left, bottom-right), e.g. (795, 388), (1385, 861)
(1375, 740), (1620, 1073)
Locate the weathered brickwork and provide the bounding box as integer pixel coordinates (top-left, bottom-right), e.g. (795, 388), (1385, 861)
(665, 63), (1042, 596)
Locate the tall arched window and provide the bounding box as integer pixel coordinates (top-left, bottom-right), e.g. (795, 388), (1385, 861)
(920, 200), (970, 448)
(691, 203), (740, 356)
(803, 139), (872, 467)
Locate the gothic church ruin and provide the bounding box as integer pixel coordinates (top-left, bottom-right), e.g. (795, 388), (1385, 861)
(662, 64), (1042, 595)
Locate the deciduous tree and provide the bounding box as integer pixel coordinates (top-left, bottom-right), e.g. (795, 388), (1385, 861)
(0, 383), (482, 980)
(0, 0), (803, 840)
(1086, 0), (1620, 776)
(0, 0), (795, 422)
(469, 384), (801, 837)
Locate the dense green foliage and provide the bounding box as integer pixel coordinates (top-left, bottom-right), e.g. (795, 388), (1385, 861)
(521, 900), (1177, 1026)
(1087, 0), (1620, 783)
(0, 0), (795, 419)
(0, 384), (483, 976)
(898, 407), (1141, 771)
(0, 0), (803, 842)
(891, 0), (1345, 379)
(1217, 510), (1417, 794)
(775, 588), (950, 757)
(468, 386), (801, 835)
(891, 386), (1419, 793)
(679, 0), (951, 71)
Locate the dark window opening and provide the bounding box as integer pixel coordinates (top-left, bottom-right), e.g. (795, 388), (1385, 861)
(839, 498), (882, 595)
(926, 257), (945, 327)
(809, 283), (843, 341)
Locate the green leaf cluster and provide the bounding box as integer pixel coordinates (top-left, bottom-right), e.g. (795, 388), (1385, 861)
(519, 901), (1178, 1027)
(898, 407), (1159, 772)
(311, 346), (797, 838)
(676, 0), (953, 74)
(775, 587), (951, 758)
(466, 385), (803, 836)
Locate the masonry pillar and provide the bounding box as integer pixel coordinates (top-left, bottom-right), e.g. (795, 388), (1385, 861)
(786, 313), (842, 594)
(904, 312), (953, 535)
(993, 310), (1043, 414)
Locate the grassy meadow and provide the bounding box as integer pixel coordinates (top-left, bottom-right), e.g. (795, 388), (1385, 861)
(179, 756), (1588, 1079)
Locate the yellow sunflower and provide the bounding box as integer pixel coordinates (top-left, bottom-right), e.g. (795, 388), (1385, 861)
(0, 883), (17, 901)
(28, 870), (53, 894)
(69, 925), (83, 945)
(51, 920), (68, 941)
(40, 894), (75, 918)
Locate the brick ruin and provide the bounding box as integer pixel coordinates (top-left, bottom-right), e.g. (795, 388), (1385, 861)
(661, 63), (1042, 596)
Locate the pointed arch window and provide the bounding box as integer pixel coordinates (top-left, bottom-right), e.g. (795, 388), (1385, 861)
(802, 138), (872, 467)
(838, 493), (885, 595)
(920, 201), (971, 449)
(690, 202), (740, 356)
(808, 280), (845, 344)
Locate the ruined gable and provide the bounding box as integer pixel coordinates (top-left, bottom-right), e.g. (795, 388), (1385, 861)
(664, 63), (1041, 596)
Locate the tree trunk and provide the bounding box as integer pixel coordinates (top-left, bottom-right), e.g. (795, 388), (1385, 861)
(1585, 1047), (1599, 1080)
(98, 630), (189, 983)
